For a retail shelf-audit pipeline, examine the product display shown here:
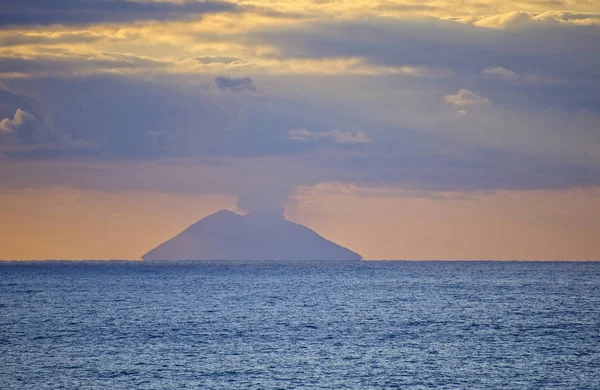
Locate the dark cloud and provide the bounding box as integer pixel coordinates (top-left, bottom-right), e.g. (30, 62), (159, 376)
(0, 75), (313, 159)
(215, 76), (256, 92)
(473, 76), (600, 113)
(248, 17), (600, 85)
(1, 72), (599, 193)
(3, 138), (600, 196)
(0, 0), (238, 27)
(325, 147), (600, 192)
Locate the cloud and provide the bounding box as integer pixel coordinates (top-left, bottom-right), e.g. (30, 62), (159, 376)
(472, 11), (532, 28)
(246, 17), (600, 85)
(0, 0), (238, 27)
(0, 75), (314, 159)
(482, 66), (519, 81)
(0, 31), (102, 47)
(0, 52), (163, 78)
(444, 89), (491, 106)
(469, 10), (600, 28)
(1, 71), (599, 194)
(480, 66), (562, 85)
(534, 11), (600, 26)
(374, 3), (442, 13)
(0, 108), (89, 155)
(288, 128), (373, 144)
(327, 130), (374, 144)
(288, 128), (313, 141)
(195, 56), (245, 65)
(215, 76), (256, 92)
(236, 181), (291, 213)
(0, 109), (42, 141)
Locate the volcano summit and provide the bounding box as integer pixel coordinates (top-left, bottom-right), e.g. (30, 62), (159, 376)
(142, 210), (362, 261)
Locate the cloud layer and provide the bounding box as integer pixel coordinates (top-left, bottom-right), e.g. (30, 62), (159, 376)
(0, 0), (237, 26)
(288, 129), (373, 144)
(0, 0), (598, 196)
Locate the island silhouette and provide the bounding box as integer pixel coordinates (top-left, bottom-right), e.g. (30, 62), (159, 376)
(142, 209), (362, 260)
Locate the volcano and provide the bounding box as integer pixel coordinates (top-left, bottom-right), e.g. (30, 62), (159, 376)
(142, 210), (362, 261)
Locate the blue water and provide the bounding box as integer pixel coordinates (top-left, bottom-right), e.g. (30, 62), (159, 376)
(1, 261), (599, 389)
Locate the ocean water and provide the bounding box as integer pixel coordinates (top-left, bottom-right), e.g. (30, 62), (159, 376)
(1, 261), (599, 389)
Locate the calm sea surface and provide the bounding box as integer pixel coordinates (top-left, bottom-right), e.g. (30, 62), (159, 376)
(1, 261), (599, 389)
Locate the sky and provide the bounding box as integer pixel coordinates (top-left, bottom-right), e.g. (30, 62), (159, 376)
(0, 0), (599, 260)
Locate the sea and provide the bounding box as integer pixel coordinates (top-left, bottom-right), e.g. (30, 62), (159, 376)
(1, 260), (599, 389)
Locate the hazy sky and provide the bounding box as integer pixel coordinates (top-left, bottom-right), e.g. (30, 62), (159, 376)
(1, 0), (599, 260)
